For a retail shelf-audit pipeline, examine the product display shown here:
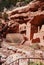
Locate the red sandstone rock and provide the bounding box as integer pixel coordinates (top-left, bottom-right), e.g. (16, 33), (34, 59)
(1, 0), (44, 39)
(7, 0), (44, 27)
(6, 0), (44, 39)
(32, 38), (40, 43)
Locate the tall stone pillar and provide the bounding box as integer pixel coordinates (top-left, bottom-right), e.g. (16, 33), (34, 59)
(26, 22), (31, 40)
(38, 26), (40, 32)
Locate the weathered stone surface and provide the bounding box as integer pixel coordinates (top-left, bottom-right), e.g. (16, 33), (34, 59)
(1, 40), (44, 65)
(6, 0), (44, 39)
(0, 0), (44, 39)
(6, 33), (24, 44)
(5, 53), (26, 65)
(0, 0), (44, 64)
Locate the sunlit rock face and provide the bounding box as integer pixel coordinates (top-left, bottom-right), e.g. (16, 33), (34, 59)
(6, 33), (24, 44)
(41, 25), (44, 32)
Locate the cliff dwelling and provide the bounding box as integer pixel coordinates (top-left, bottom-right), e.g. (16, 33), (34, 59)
(30, 14), (44, 40)
(0, 0), (44, 65)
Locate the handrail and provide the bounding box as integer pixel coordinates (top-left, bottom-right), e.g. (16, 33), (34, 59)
(8, 57), (44, 65)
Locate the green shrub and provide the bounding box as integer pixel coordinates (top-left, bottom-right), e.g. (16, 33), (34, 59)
(28, 61), (44, 65)
(0, 12), (2, 18)
(3, 12), (8, 21)
(0, 0), (33, 11)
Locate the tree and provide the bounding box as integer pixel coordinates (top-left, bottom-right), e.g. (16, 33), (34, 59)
(3, 12), (8, 22)
(0, 12), (2, 18)
(24, 0), (32, 4)
(0, 0), (32, 11)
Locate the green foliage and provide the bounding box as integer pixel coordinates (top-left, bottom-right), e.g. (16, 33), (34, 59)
(0, 0), (17, 11)
(0, 20), (2, 26)
(24, 0), (32, 4)
(28, 61), (44, 65)
(3, 12), (8, 21)
(30, 43), (40, 50)
(0, 12), (2, 18)
(0, 0), (32, 11)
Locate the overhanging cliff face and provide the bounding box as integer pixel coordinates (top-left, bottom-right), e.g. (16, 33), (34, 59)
(30, 11), (44, 39)
(7, 0), (44, 39)
(8, 0), (44, 25)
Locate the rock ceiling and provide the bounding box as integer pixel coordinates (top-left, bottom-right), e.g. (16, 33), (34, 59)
(7, 0), (44, 26)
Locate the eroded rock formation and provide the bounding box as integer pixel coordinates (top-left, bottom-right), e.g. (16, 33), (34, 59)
(0, 0), (44, 64)
(6, 0), (44, 39)
(0, 0), (44, 39)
